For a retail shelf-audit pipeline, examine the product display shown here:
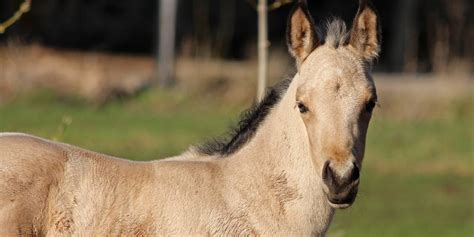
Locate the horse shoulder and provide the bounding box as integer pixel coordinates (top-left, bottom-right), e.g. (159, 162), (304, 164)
(0, 133), (69, 235)
(0, 133), (156, 235)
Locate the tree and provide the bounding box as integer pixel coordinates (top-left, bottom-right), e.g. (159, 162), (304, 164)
(158, 0), (177, 86)
(257, 0), (268, 101)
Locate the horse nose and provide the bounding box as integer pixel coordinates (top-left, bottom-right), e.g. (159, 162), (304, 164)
(322, 161), (359, 194)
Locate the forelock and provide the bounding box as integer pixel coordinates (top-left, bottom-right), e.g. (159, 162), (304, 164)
(323, 19), (349, 48)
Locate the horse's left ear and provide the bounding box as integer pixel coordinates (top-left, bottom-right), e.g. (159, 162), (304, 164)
(349, 0), (381, 62)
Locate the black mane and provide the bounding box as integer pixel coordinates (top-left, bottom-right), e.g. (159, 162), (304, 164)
(196, 78), (292, 156)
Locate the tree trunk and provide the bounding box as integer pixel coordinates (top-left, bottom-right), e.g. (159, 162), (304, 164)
(388, 0), (418, 72)
(158, 0), (177, 86)
(257, 0), (268, 101)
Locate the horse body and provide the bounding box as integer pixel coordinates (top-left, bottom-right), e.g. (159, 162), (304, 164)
(0, 0), (381, 235)
(0, 73), (333, 236)
(0, 87), (332, 235)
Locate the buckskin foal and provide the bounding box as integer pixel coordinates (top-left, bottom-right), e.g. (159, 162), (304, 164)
(0, 0), (381, 236)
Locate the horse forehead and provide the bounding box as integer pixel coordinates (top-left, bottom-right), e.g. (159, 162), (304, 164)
(305, 47), (362, 79)
(302, 58), (364, 93)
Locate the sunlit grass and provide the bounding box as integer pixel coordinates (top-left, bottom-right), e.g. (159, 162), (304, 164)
(329, 173), (473, 237)
(0, 90), (239, 159)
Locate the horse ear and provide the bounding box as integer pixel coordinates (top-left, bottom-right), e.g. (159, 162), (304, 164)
(349, 0), (381, 62)
(287, 0), (320, 67)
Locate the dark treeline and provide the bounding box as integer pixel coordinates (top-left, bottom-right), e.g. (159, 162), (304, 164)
(0, 0), (472, 72)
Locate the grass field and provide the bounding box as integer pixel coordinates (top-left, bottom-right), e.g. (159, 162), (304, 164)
(0, 83), (473, 236)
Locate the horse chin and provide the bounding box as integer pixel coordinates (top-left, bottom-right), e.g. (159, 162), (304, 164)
(322, 187), (356, 210)
(327, 200), (352, 209)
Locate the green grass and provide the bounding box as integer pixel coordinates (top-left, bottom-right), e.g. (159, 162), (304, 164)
(0, 90), (240, 159)
(329, 173), (473, 237)
(0, 90), (473, 236)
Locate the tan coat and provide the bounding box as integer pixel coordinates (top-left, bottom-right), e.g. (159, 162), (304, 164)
(0, 72), (334, 235)
(0, 0), (381, 235)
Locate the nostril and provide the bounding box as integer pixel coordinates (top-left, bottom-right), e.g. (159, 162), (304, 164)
(323, 161), (338, 187)
(322, 161), (335, 186)
(350, 162), (360, 182)
(322, 161), (330, 180)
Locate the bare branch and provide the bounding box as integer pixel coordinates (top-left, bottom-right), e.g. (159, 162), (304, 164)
(246, 0), (294, 11)
(269, 0), (294, 11)
(0, 0), (31, 34)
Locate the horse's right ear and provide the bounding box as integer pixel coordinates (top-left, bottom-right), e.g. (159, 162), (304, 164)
(287, 0), (320, 67)
(349, 0), (381, 62)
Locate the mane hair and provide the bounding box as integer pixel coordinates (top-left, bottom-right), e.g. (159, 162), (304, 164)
(323, 18), (350, 48)
(196, 78), (292, 156)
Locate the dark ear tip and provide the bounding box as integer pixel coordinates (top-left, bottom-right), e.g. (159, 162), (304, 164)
(359, 0), (379, 11)
(292, 1), (306, 12)
(288, 1), (307, 20)
(359, 0), (377, 11)
(298, 0), (308, 5)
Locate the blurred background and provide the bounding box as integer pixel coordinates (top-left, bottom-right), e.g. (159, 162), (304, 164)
(0, 0), (472, 236)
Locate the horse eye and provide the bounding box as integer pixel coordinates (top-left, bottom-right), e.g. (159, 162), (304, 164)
(365, 100), (376, 113)
(297, 102), (309, 113)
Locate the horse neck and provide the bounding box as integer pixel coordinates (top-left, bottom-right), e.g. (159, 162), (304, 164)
(225, 74), (334, 233)
(231, 74), (316, 181)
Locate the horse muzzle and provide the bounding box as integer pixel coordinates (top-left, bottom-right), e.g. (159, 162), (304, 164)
(322, 160), (360, 209)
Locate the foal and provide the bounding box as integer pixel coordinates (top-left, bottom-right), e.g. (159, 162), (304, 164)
(0, 0), (380, 235)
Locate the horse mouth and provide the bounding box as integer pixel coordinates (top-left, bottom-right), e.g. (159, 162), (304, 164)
(327, 200), (352, 209)
(324, 188), (358, 210)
